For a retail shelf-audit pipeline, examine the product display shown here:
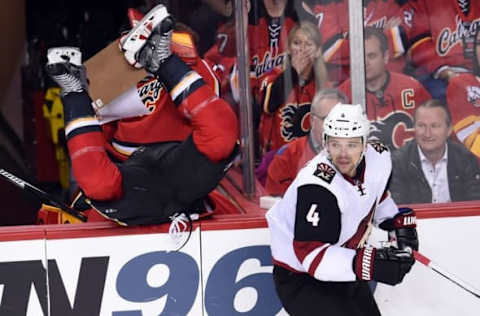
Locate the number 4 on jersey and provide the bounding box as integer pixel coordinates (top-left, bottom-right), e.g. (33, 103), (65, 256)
(306, 204), (320, 226)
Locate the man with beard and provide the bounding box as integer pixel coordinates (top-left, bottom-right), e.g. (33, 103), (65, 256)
(266, 103), (417, 315)
(339, 27), (430, 150)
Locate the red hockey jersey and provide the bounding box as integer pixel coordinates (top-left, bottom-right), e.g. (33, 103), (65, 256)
(303, 0), (406, 84)
(102, 58), (221, 160)
(259, 65), (317, 153)
(446, 73), (480, 158)
(339, 71), (431, 149)
(265, 136), (317, 196)
(204, 1), (298, 101)
(405, 0), (480, 75)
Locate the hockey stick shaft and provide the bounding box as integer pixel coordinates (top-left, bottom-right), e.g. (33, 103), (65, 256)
(0, 168), (87, 222)
(413, 250), (480, 299)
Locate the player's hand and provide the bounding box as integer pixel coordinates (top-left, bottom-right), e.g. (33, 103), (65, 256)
(354, 247), (414, 286)
(380, 207), (419, 251)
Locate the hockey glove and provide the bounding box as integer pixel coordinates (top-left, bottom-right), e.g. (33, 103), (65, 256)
(354, 246), (414, 286)
(379, 207), (419, 251)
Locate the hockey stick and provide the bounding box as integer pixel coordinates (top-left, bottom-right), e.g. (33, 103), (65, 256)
(413, 250), (480, 299)
(0, 168), (87, 222)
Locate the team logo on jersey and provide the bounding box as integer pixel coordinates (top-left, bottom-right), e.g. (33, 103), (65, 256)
(280, 103), (311, 142)
(370, 111), (414, 150)
(367, 17), (387, 29)
(437, 16), (480, 56)
(369, 141), (388, 154)
(314, 163), (336, 184)
(137, 76), (163, 114)
(251, 52), (286, 78)
(467, 86), (480, 106)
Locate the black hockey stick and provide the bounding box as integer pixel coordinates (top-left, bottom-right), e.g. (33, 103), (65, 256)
(413, 250), (480, 299)
(0, 168), (87, 222)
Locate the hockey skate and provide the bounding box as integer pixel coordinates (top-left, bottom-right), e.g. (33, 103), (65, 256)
(45, 47), (88, 96)
(120, 4), (174, 71)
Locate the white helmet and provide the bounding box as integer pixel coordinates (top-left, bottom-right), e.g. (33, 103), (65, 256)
(322, 103), (370, 145)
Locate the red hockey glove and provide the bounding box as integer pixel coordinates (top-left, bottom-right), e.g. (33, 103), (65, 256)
(354, 247), (414, 286)
(379, 207), (419, 251)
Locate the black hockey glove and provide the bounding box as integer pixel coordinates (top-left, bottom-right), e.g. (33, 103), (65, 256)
(379, 207), (419, 251)
(354, 247), (414, 286)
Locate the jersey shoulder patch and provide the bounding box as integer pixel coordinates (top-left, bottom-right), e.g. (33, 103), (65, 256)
(369, 141), (388, 154)
(313, 162), (336, 184)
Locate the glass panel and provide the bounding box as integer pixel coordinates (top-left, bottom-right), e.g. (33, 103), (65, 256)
(247, 0), (351, 195)
(354, 0), (480, 205)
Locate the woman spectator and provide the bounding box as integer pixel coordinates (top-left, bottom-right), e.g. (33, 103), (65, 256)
(258, 21), (328, 155)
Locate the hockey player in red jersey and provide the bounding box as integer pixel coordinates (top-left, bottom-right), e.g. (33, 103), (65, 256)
(264, 88), (345, 196)
(300, 0), (408, 85)
(340, 27), (431, 150)
(446, 29), (480, 159)
(266, 103), (418, 315)
(45, 5), (238, 225)
(259, 20), (328, 153)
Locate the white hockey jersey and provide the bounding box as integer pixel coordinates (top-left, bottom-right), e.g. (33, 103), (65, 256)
(266, 142), (399, 282)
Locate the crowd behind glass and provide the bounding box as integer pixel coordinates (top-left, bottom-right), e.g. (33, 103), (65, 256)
(192, 0), (480, 205)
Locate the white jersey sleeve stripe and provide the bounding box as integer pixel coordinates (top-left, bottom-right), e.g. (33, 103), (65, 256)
(313, 246), (357, 282)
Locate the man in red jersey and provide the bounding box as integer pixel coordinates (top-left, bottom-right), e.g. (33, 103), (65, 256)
(446, 29), (480, 159)
(45, 5), (238, 225)
(264, 88), (346, 196)
(340, 27), (431, 150)
(403, 0), (480, 99)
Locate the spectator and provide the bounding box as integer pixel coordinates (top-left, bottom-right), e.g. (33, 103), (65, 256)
(264, 88), (346, 196)
(204, 0), (299, 104)
(446, 29), (480, 159)
(259, 20), (328, 154)
(340, 27), (431, 150)
(402, 0), (480, 99)
(390, 99), (480, 204)
(300, 0), (408, 85)
(45, 5), (238, 225)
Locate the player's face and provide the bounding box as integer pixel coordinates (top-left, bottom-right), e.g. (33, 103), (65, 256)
(414, 107), (452, 156)
(326, 136), (364, 177)
(310, 97), (339, 146)
(365, 36), (387, 82)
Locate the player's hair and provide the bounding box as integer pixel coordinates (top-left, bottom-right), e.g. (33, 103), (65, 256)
(311, 88), (348, 114)
(415, 99), (452, 126)
(364, 26), (388, 54)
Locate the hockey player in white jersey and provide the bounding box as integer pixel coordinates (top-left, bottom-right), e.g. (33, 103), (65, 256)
(266, 103), (418, 315)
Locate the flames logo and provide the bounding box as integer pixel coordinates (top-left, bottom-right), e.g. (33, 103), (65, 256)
(137, 76), (163, 114)
(280, 103), (311, 142)
(370, 111), (414, 150)
(467, 85), (480, 107)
